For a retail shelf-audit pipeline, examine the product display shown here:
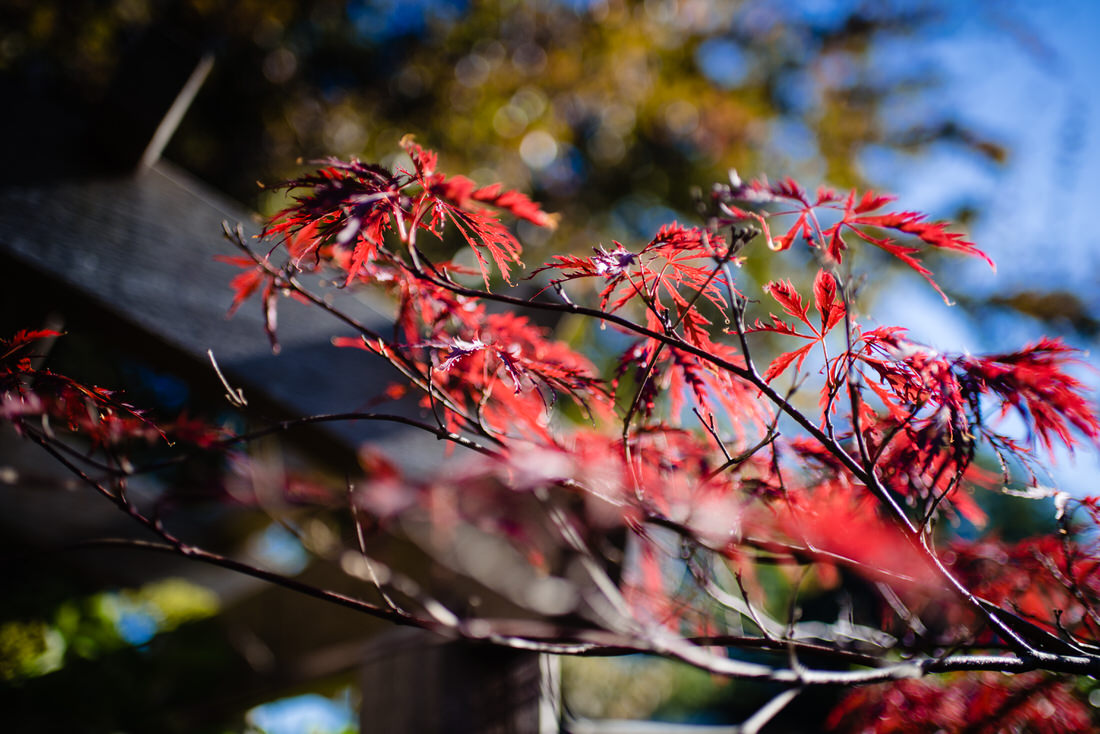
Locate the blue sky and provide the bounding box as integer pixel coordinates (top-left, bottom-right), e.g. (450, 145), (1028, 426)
(862, 0), (1100, 496)
(869, 0), (1100, 326)
(248, 690), (356, 734)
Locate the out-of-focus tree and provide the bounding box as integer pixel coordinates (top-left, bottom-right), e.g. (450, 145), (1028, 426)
(2, 0), (1005, 239)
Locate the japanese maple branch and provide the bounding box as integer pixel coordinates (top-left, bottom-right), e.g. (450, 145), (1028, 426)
(838, 271), (874, 472)
(20, 423), (187, 550)
(57, 410), (504, 480)
(224, 222), (493, 439)
(244, 214), (1090, 671)
(73, 537), (418, 626)
(645, 513), (920, 586)
(407, 267), (943, 525)
(222, 411), (504, 456)
(61, 535), (1100, 679)
(700, 403), (783, 483)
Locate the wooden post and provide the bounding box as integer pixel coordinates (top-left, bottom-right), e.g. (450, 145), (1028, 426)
(360, 628), (560, 733)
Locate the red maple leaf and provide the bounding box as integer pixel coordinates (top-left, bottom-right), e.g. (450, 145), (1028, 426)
(534, 223), (731, 318)
(752, 270), (846, 383)
(400, 138), (554, 286)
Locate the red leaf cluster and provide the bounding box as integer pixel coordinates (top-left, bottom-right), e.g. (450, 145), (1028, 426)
(962, 338), (1100, 453)
(752, 269), (846, 382)
(949, 535), (1100, 641)
(827, 672), (1093, 733)
(0, 329), (162, 446)
(716, 178), (993, 304)
(535, 222), (731, 314)
(857, 330), (1099, 461)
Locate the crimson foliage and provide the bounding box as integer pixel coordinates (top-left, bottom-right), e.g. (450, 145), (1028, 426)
(8, 139), (1100, 729)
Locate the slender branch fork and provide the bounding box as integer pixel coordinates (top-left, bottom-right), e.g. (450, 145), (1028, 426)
(15, 165), (1100, 702)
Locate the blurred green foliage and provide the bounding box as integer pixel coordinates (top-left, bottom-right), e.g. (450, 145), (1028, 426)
(3, 0), (1005, 250)
(562, 654), (728, 721)
(0, 577), (219, 682)
(0, 573), (239, 732)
